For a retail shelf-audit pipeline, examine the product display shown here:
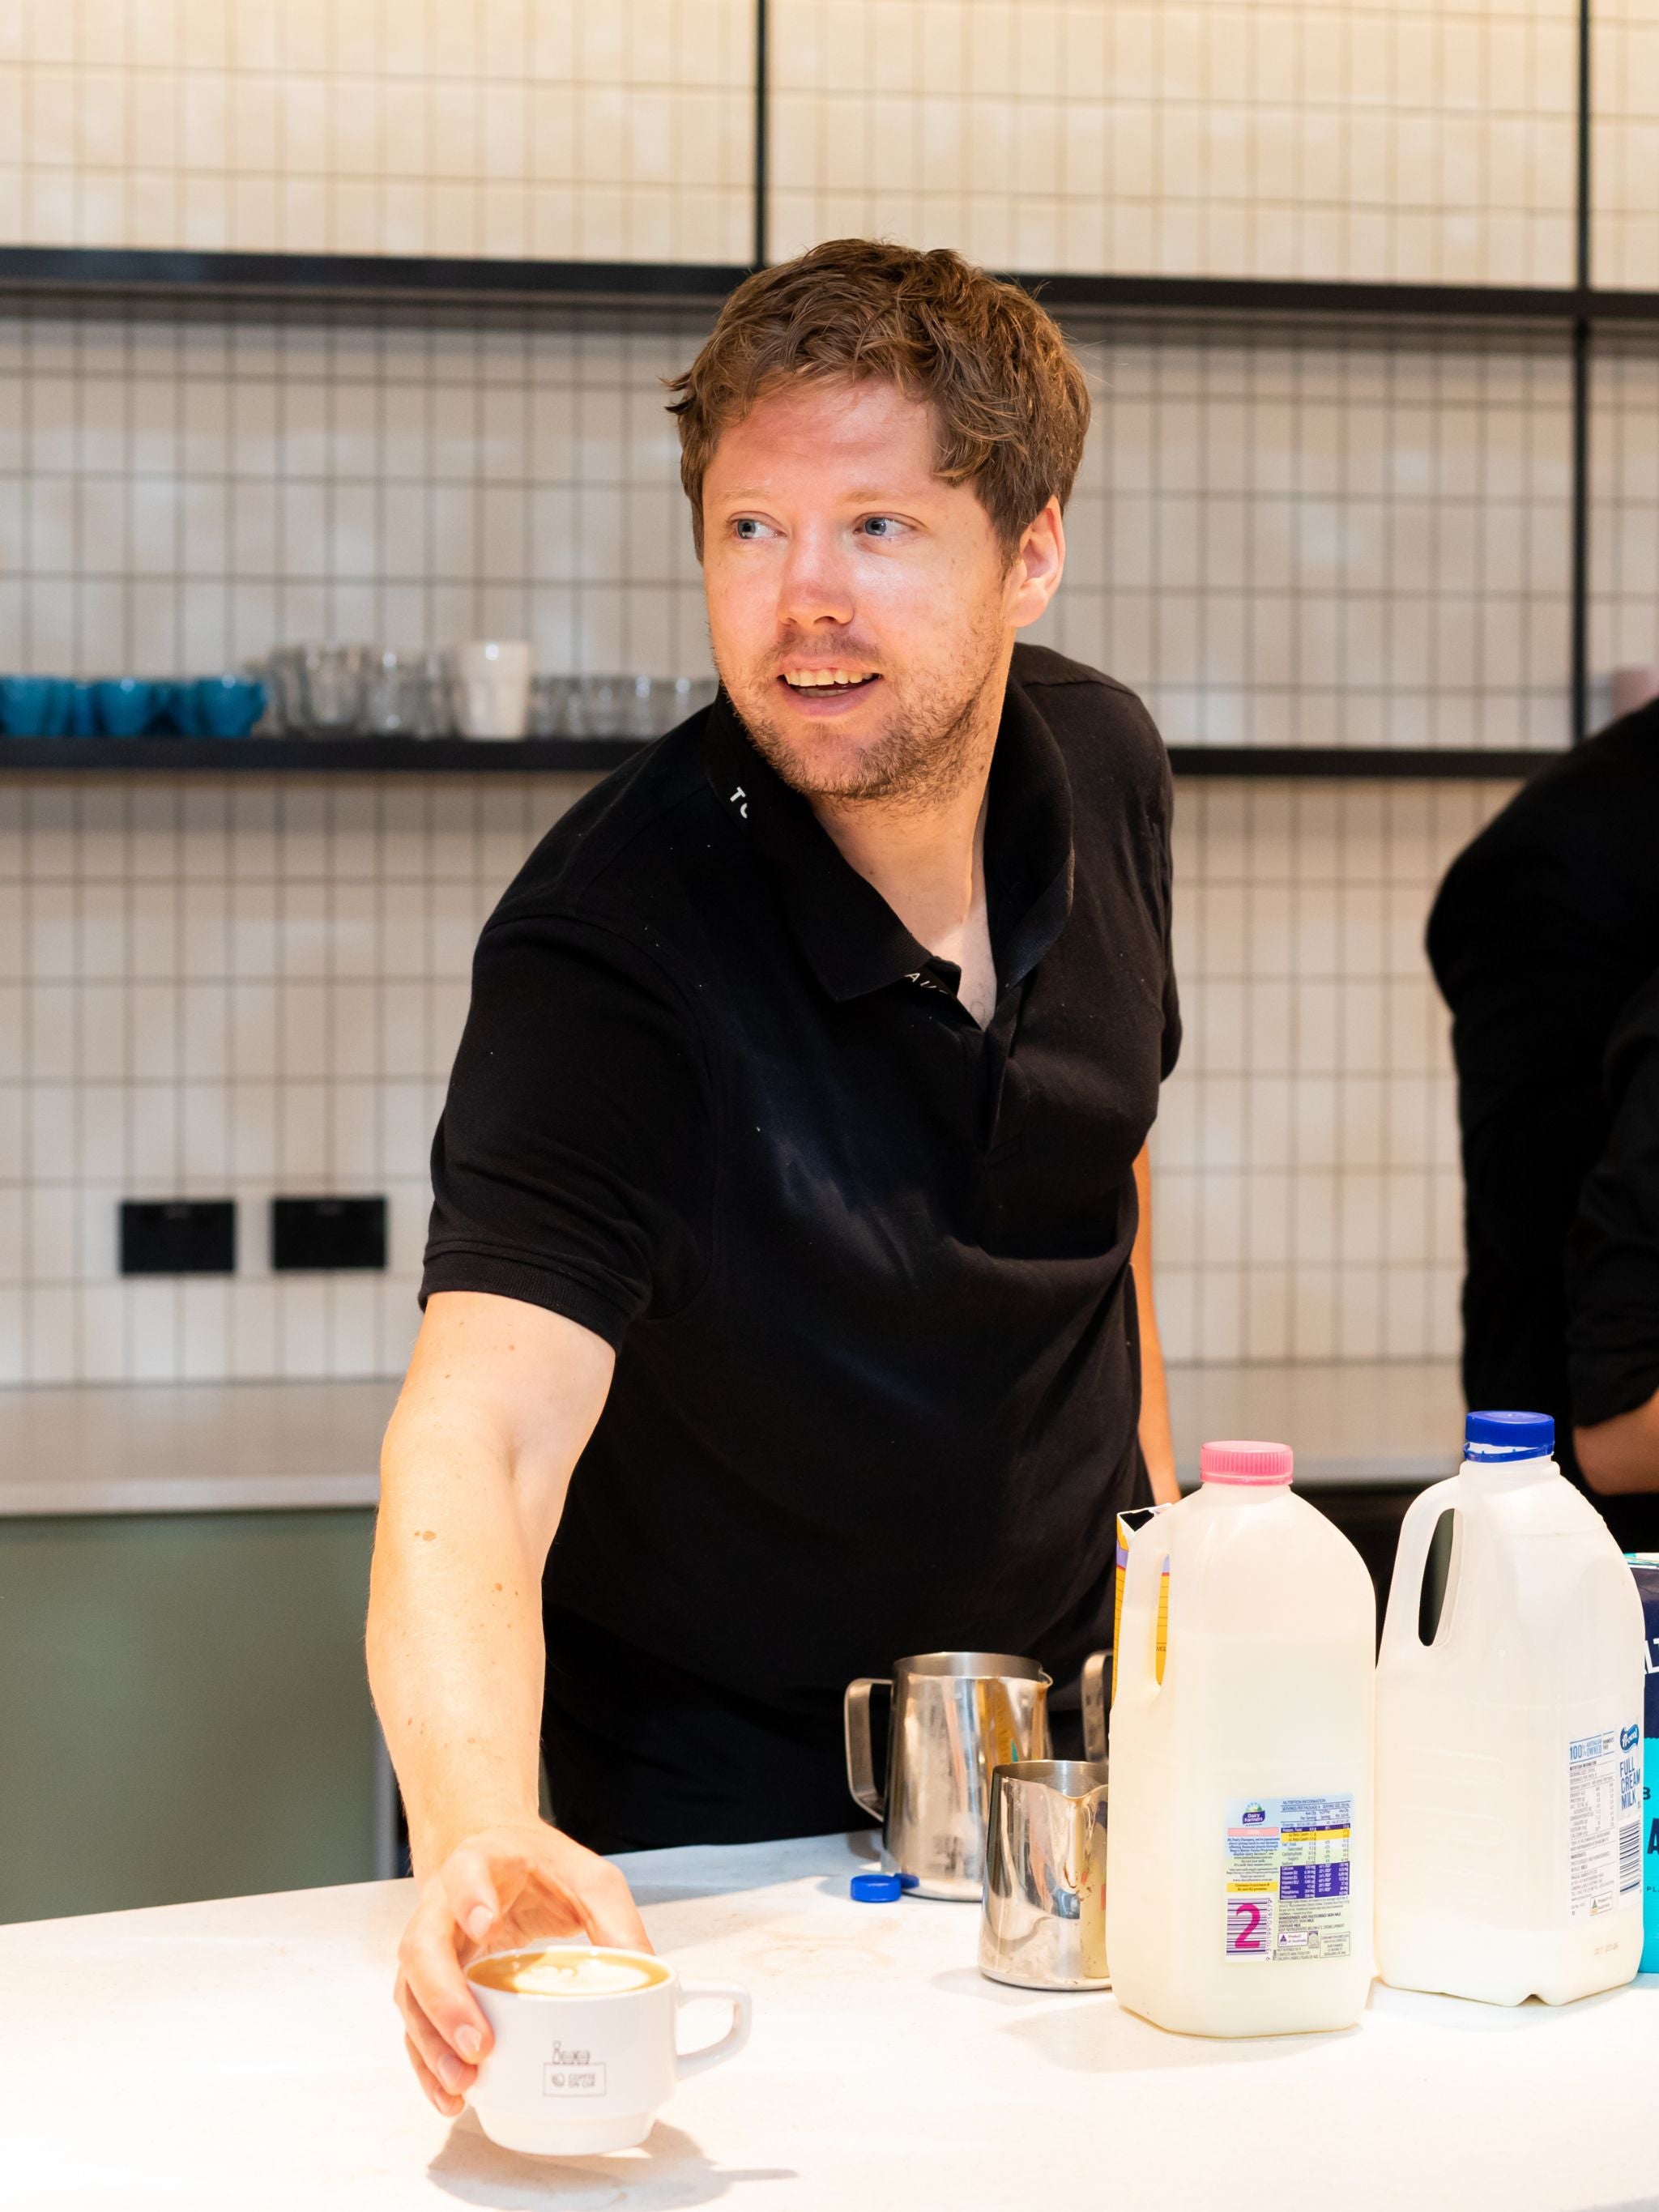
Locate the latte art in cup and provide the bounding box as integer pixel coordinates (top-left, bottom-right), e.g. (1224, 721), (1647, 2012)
(462, 1942), (751, 2156)
(468, 1948), (669, 1997)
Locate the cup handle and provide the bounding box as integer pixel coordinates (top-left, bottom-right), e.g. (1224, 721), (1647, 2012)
(674, 1980), (752, 2080)
(1080, 1648), (1109, 1765)
(843, 1678), (889, 1821)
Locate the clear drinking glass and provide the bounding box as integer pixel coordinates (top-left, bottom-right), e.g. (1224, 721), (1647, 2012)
(362, 648), (442, 736)
(528, 674), (573, 737)
(298, 643), (372, 732)
(625, 676), (659, 739)
(565, 676), (625, 739)
(263, 646), (308, 733)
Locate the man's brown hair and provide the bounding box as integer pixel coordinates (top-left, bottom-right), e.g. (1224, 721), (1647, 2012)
(667, 238), (1091, 561)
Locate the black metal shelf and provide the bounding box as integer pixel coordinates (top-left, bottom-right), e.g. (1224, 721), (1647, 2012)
(4, 244), (1658, 329)
(0, 735), (1560, 781)
(0, 246), (748, 309)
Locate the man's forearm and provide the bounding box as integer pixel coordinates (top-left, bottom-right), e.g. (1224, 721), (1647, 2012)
(1131, 1142), (1179, 1503)
(1575, 1385), (1659, 1496)
(369, 1400), (551, 1880)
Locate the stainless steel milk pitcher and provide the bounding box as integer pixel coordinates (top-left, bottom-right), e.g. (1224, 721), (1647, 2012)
(843, 1652), (1051, 1900)
(979, 1758), (1111, 1990)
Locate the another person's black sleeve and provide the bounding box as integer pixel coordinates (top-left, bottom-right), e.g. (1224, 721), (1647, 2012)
(1566, 967), (1659, 1429)
(420, 910), (715, 1349)
(1156, 752), (1181, 1081)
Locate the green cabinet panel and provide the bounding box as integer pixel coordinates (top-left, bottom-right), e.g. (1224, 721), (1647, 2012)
(0, 1510), (382, 1924)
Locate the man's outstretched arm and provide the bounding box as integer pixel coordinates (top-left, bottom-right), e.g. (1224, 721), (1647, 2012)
(368, 1289), (646, 2117)
(1132, 1143), (1179, 1504)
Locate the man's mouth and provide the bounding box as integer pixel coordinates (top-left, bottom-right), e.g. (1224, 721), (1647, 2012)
(779, 669), (881, 691)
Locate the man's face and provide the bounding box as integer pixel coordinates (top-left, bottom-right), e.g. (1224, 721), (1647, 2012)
(700, 378), (1062, 807)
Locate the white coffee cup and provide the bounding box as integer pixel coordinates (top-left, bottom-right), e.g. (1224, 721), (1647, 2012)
(448, 640), (531, 739)
(465, 1945), (751, 2156)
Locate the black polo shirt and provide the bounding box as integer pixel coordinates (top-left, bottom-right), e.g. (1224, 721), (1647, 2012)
(422, 641), (1180, 1849)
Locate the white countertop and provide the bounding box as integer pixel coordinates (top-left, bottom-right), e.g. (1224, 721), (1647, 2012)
(4, 1831), (1654, 2211)
(0, 1362), (1463, 1515)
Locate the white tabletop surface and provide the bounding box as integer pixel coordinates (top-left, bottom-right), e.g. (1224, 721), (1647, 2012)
(0, 1362), (1463, 1515)
(5, 1830), (1655, 2212)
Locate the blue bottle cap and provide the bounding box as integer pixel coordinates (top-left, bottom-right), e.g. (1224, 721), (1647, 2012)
(1465, 1409), (1555, 1461)
(850, 1871), (903, 1903)
(897, 1872), (920, 1890)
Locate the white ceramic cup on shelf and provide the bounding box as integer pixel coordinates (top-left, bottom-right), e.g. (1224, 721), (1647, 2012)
(447, 640), (531, 739)
(464, 1946), (751, 2156)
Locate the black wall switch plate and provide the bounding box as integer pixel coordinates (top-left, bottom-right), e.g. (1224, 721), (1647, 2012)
(271, 1195), (388, 1272)
(120, 1199), (237, 1275)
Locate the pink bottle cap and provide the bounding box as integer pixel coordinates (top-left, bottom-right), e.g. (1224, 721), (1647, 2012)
(1200, 1439), (1294, 1485)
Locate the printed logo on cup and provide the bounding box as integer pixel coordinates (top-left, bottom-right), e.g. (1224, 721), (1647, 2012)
(544, 2042), (606, 2098)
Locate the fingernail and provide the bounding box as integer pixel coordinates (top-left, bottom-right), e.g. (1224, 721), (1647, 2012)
(454, 2026), (482, 2063)
(466, 1906), (493, 1940)
(437, 2052), (466, 2093)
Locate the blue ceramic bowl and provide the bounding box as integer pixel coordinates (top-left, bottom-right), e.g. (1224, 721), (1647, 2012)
(0, 676), (71, 736)
(93, 678), (156, 736)
(195, 675), (267, 739)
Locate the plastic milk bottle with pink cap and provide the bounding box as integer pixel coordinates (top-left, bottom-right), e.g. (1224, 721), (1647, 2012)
(1106, 1440), (1376, 2035)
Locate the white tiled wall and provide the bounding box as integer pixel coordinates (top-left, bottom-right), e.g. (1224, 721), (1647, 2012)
(771, 0), (1580, 284)
(1593, 0), (1659, 290)
(1589, 335), (1659, 701)
(0, 765), (1511, 1383)
(1155, 776), (1512, 1364)
(0, 300), (717, 682)
(1030, 321), (1573, 750)
(0, 771), (589, 1384)
(0, 0), (755, 263)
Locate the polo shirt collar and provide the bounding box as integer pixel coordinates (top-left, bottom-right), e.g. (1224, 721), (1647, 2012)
(702, 670), (1075, 1006)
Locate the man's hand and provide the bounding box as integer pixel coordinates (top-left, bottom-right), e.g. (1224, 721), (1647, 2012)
(394, 1820), (651, 2116)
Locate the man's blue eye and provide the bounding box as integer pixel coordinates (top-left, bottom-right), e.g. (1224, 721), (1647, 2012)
(734, 518), (761, 539)
(863, 517), (902, 537)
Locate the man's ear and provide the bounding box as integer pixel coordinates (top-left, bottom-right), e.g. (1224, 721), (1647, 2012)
(1009, 498), (1065, 629)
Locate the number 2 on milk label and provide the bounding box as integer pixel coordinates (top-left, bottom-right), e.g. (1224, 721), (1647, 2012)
(1224, 1796), (1354, 1963)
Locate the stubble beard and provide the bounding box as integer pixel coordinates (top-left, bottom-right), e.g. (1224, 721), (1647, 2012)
(719, 613), (1007, 814)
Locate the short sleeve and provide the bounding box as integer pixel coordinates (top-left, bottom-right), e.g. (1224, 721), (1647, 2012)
(420, 911), (714, 1348)
(1566, 969), (1659, 1429)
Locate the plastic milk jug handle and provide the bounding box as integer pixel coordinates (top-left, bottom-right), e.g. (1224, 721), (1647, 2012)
(1379, 1473), (1464, 1665)
(674, 1980), (753, 2080)
(1116, 1529), (1172, 1703)
(1080, 1650), (1109, 1764)
(843, 1678), (890, 1820)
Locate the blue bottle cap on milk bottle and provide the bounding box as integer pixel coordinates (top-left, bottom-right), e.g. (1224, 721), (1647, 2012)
(1465, 1409), (1554, 1461)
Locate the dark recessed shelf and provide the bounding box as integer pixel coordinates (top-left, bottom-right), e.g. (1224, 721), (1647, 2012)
(1166, 746), (1559, 780)
(0, 245), (748, 308)
(0, 735), (638, 772)
(2, 245), (1657, 330)
(0, 735), (1561, 780)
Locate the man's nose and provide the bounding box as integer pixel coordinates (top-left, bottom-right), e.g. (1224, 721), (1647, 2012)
(776, 527), (855, 632)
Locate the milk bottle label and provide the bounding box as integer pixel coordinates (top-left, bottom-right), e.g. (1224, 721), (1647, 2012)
(1223, 1796), (1354, 1963)
(1567, 1725), (1643, 1921)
